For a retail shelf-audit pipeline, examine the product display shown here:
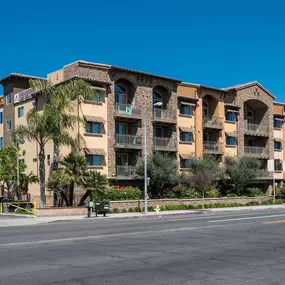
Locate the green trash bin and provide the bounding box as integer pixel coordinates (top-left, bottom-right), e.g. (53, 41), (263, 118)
(94, 201), (110, 217)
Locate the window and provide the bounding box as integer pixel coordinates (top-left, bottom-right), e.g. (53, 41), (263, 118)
(115, 84), (127, 105)
(180, 132), (192, 143)
(86, 122), (101, 134)
(180, 104), (192, 116)
(152, 91), (162, 107)
(153, 127), (163, 137)
(19, 158), (25, 165)
(0, 112), (3, 124)
(18, 106), (24, 118)
(275, 159), (283, 171)
(226, 111), (235, 122)
(7, 120), (12, 131)
(226, 136), (236, 146)
(274, 119), (282, 129)
(247, 110), (254, 123)
(274, 141), (282, 150)
(47, 154), (51, 166)
(203, 100), (208, 117)
(87, 89), (101, 103)
(33, 158), (37, 162)
(0, 137), (3, 149)
(5, 93), (11, 105)
(87, 155), (102, 166)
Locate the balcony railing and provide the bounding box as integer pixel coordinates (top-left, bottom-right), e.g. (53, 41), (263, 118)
(152, 137), (177, 151)
(244, 122), (268, 136)
(203, 116), (223, 129)
(116, 165), (136, 177)
(203, 141), (223, 154)
(244, 146), (269, 158)
(114, 103), (142, 118)
(115, 134), (142, 149)
(152, 108), (176, 123)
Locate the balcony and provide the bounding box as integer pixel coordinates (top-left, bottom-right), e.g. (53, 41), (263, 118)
(244, 122), (269, 137)
(116, 165), (136, 178)
(203, 141), (223, 154)
(152, 109), (176, 124)
(114, 103), (142, 120)
(244, 146), (269, 159)
(152, 137), (177, 152)
(114, 134), (142, 149)
(203, 116), (223, 130)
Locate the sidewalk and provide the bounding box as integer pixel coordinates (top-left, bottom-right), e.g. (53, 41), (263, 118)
(1, 204), (285, 227)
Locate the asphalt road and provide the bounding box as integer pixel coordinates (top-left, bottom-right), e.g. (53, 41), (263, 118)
(1, 209), (285, 285)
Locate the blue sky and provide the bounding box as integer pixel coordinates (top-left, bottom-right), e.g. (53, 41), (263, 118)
(1, 0), (285, 100)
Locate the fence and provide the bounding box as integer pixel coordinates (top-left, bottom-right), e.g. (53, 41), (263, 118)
(1, 202), (37, 216)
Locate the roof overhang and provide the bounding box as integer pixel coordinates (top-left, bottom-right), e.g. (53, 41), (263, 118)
(0, 73), (46, 86)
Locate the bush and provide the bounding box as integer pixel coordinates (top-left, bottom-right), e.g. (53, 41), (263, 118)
(104, 187), (141, 201)
(206, 188), (220, 198)
(226, 193), (239, 198)
(168, 186), (200, 199)
(134, 207), (141, 212)
(121, 208), (128, 213)
(280, 187), (285, 196)
(245, 187), (264, 197)
(128, 208), (134, 213)
(111, 208), (120, 213)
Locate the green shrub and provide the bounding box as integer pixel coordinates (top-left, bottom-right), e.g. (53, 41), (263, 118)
(245, 187), (264, 197)
(134, 207), (141, 212)
(148, 207), (154, 212)
(104, 187), (141, 201)
(246, 201), (260, 206)
(280, 187), (285, 196)
(206, 188), (220, 198)
(226, 193), (239, 198)
(121, 208), (128, 213)
(168, 186), (200, 199)
(128, 208), (134, 213)
(112, 208), (120, 213)
(274, 199), (284, 204)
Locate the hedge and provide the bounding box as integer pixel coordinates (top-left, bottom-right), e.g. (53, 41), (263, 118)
(103, 187), (141, 201)
(108, 199), (284, 213)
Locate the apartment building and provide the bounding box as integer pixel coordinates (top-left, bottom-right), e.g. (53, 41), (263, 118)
(0, 61), (283, 204)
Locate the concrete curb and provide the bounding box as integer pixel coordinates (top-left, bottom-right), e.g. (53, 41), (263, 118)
(0, 213), (36, 218)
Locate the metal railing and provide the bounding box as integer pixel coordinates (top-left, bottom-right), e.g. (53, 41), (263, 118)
(244, 122), (268, 135)
(203, 116), (223, 129)
(152, 137), (177, 150)
(244, 146), (268, 156)
(115, 134), (142, 148)
(114, 103), (141, 117)
(203, 141), (223, 154)
(152, 108), (176, 121)
(116, 165), (136, 177)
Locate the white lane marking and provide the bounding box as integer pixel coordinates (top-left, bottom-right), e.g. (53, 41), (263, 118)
(208, 214), (285, 223)
(0, 225), (223, 248)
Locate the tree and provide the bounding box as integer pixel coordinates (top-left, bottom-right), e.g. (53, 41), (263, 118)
(12, 108), (53, 207)
(182, 155), (222, 208)
(59, 150), (89, 206)
(18, 172), (39, 196)
(136, 152), (180, 198)
(79, 171), (108, 205)
(46, 170), (70, 206)
(0, 147), (21, 197)
(223, 156), (265, 195)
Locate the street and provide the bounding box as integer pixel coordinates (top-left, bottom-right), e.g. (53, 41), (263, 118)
(1, 209), (285, 284)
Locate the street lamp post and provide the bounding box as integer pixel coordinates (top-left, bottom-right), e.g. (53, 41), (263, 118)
(143, 101), (162, 214)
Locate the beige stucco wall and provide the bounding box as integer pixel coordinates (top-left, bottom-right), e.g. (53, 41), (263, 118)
(177, 85), (196, 98)
(274, 129), (283, 139)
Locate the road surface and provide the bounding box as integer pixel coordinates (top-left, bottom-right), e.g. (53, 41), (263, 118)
(1, 209), (285, 284)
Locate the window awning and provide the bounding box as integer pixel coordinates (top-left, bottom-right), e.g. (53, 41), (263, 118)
(179, 126), (193, 132)
(180, 101), (196, 107)
(91, 86), (106, 92)
(180, 154), (192, 160)
(84, 115), (106, 124)
(274, 138), (283, 142)
(225, 109), (239, 113)
(274, 117), (284, 121)
(83, 148), (106, 156)
(225, 132), (237, 137)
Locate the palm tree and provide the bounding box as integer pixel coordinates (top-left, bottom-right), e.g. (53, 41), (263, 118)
(79, 171), (108, 205)
(60, 150), (89, 206)
(46, 170), (70, 206)
(19, 172), (39, 196)
(13, 108), (52, 207)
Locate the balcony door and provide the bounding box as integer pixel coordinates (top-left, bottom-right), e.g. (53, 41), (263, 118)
(115, 84), (127, 113)
(153, 127), (163, 138)
(247, 110), (254, 124)
(115, 123), (127, 144)
(203, 100), (209, 117)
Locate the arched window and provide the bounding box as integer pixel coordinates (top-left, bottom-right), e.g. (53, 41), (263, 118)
(115, 84), (127, 105)
(152, 91), (162, 108)
(203, 100), (208, 117)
